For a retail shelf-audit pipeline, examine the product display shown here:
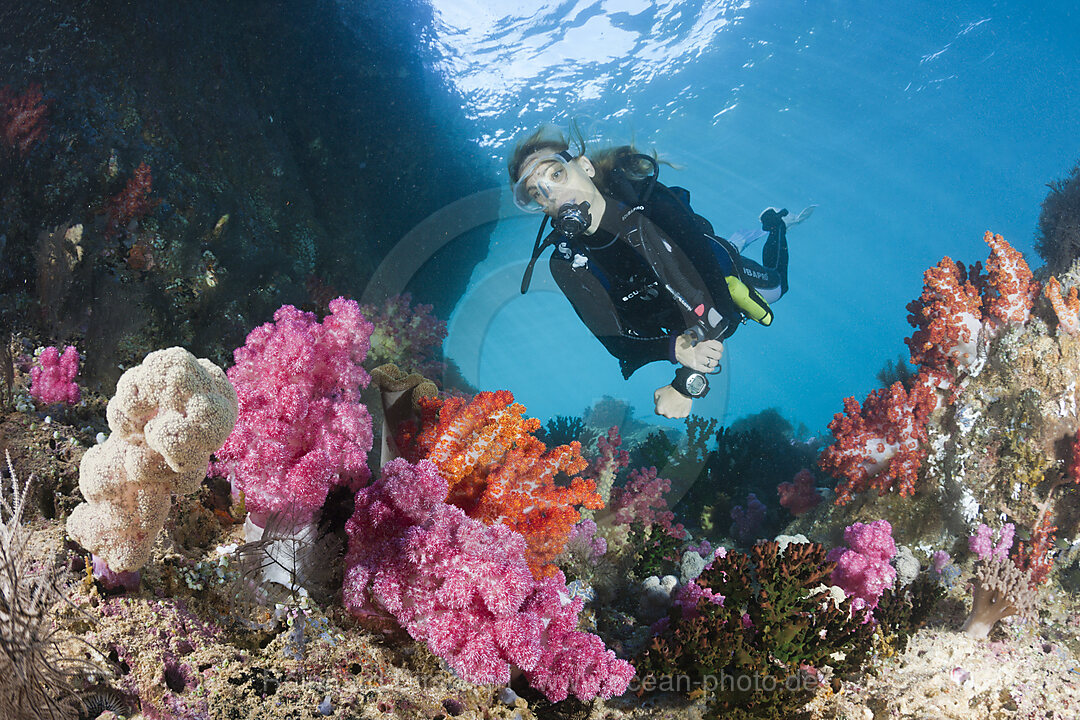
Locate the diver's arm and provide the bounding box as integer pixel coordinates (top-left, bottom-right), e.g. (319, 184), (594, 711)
(672, 333), (724, 374)
(637, 191), (777, 329)
(622, 213), (737, 344)
(550, 257), (673, 377)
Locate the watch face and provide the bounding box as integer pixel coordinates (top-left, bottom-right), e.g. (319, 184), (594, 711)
(686, 373), (707, 396)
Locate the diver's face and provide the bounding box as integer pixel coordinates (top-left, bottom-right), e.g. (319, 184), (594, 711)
(514, 152), (600, 217)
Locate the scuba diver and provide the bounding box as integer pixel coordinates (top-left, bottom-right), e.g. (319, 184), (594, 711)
(509, 125), (810, 419)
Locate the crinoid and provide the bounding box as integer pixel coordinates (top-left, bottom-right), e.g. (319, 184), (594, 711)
(0, 450), (102, 719)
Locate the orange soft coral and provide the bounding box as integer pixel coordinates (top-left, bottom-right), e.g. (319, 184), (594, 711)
(411, 390), (601, 577)
(1044, 276), (1080, 335)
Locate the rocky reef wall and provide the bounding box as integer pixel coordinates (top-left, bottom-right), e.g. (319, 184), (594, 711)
(0, 0), (492, 388)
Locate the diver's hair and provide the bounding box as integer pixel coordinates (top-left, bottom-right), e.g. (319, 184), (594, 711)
(506, 120), (588, 183)
(507, 122), (670, 198)
(588, 145), (663, 197)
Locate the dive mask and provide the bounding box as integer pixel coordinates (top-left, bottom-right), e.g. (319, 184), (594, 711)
(512, 150), (577, 212)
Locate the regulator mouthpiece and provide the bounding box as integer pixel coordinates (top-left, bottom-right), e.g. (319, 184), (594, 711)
(554, 201), (591, 240)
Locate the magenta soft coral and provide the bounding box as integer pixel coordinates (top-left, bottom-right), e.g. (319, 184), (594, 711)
(215, 297), (373, 524)
(827, 519), (897, 612)
(29, 345), (80, 406)
(343, 457), (634, 702)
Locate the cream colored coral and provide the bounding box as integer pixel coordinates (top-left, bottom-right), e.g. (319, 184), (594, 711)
(67, 347), (238, 572)
(962, 557), (1037, 638)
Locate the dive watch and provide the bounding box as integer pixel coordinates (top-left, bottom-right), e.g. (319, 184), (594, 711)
(672, 366), (710, 398)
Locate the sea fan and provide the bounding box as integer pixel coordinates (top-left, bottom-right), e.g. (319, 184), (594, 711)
(0, 450), (100, 720)
(226, 510), (344, 612)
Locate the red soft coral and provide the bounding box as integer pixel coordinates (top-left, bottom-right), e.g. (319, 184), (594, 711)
(905, 256), (984, 374)
(0, 83), (50, 156)
(777, 468), (822, 516)
(983, 230), (1039, 326)
(105, 162), (159, 239)
(820, 371), (941, 505)
(1044, 276), (1080, 335)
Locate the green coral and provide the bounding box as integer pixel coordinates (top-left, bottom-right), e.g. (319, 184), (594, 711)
(871, 573), (945, 658)
(635, 541), (874, 719)
(630, 522), (686, 580)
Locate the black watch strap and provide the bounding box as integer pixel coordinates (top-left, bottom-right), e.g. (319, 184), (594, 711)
(671, 366), (710, 398)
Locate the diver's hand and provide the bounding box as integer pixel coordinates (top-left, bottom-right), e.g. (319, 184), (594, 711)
(673, 333), (723, 374)
(654, 384), (693, 419)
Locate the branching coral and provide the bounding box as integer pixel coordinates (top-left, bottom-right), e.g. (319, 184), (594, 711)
(1, 451), (101, 719)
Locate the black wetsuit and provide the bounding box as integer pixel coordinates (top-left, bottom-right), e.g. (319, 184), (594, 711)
(547, 188), (787, 379)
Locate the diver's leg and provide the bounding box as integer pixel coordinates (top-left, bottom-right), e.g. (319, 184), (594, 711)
(760, 211), (789, 296)
(737, 258), (782, 304)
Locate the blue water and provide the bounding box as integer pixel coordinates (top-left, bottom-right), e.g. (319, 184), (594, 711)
(428, 0), (1079, 433)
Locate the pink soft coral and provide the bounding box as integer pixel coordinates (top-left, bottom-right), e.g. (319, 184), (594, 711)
(215, 297), (373, 524)
(827, 519), (897, 612)
(29, 345), (80, 406)
(343, 458), (634, 702)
